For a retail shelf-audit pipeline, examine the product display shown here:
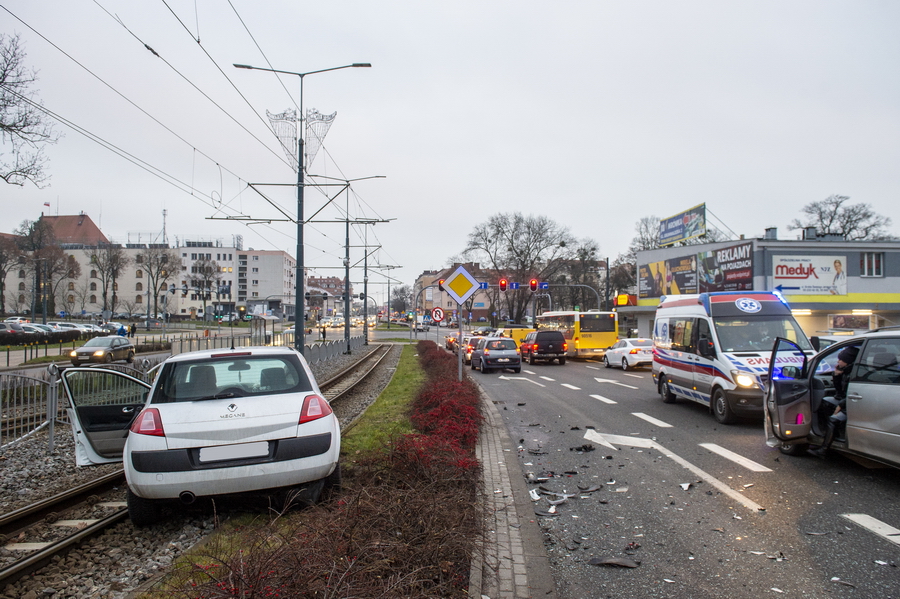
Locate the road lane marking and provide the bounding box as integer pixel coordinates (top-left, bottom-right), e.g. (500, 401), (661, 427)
(594, 377), (638, 389)
(523, 369), (537, 375)
(586, 366), (602, 370)
(583, 430), (766, 513)
(631, 412), (673, 428)
(540, 376), (555, 382)
(561, 383), (581, 390)
(699, 443), (772, 472)
(841, 514), (900, 546)
(623, 373), (644, 378)
(590, 394), (617, 404)
(497, 376), (545, 387)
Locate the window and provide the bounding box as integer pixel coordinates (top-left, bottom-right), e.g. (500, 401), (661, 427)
(860, 252), (883, 277)
(18, 295), (25, 303)
(252, 280), (259, 285)
(136, 295), (143, 303)
(68, 282), (75, 291)
(91, 270), (98, 278)
(18, 282), (25, 291)
(252, 256), (259, 261)
(669, 318), (695, 352)
(18, 269), (25, 278)
(252, 268), (259, 273)
(136, 255), (144, 263)
(68, 294), (74, 303)
(90, 282), (97, 291)
(90, 295), (97, 303)
(191, 253), (197, 260)
(113, 283), (118, 291)
(136, 270), (143, 278)
(136, 282), (143, 291)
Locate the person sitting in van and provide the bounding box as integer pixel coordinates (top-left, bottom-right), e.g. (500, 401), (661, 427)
(810, 346), (859, 458)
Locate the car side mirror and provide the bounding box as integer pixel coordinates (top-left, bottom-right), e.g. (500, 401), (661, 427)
(698, 335), (716, 358)
(810, 336), (821, 352)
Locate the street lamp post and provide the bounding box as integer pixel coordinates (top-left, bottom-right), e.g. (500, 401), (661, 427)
(234, 61), (371, 355)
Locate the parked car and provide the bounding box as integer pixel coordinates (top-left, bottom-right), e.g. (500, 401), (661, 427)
(70, 336), (135, 365)
(0, 322), (30, 336)
(470, 336), (522, 373)
(604, 338), (653, 370)
(4, 316), (30, 324)
(765, 330), (900, 468)
(21, 323), (55, 335)
(59, 346), (341, 525)
(519, 330), (568, 365)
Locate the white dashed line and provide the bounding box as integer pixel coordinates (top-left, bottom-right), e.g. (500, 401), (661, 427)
(631, 412), (673, 428)
(623, 373), (644, 378)
(590, 394), (617, 404)
(539, 376), (555, 382)
(699, 443), (772, 472)
(561, 383), (580, 390)
(842, 514), (900, 546)
(593, 377), (638, 389)
(586, 366), (602, 370)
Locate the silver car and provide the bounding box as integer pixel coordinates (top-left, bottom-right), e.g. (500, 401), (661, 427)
(470, 336), (522, 374)
(765, 330), (900, 468)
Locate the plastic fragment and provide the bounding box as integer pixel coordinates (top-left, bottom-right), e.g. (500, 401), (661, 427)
(771, 588), (784, 594)
(831, 578), (856, 588)
(578, 485), (602, 493)
(529, 489), (540, 502)
(534, 509), (558, 517)
(588, 557), (640, 568)
(805, 531), (827, 535)
(680, 483), (691, 491)
(874, 560), (888, 565)
(615, 487), (629, 493)
(663, 579), (675, 583)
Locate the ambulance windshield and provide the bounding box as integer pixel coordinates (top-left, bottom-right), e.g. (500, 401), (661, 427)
(713, 316), (813, 353)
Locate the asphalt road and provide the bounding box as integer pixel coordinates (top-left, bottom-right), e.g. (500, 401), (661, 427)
(474, 357), (900, 599)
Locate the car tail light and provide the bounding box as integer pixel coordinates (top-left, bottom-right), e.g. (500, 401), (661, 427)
(630, 348), (640, 354)
(299, 394), (333, 424)
(131, 408), (165, 436)
(532, 343), (539, 351)
(563, 342), (568, 351)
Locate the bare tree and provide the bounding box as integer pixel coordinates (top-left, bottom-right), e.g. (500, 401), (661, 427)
(137, 246), (180, 317)
(1, 34), (59, 187)
(390, 285), (412, 315)
(555, 239), (603, 311)
(190, 257), (220, 319)
(789, 195), (895, 240)
(0, 234), (23, 316)
(85, 242), (131, 313)
(465, 213), (575, 323)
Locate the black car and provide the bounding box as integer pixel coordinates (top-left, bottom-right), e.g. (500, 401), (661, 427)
(520, 330), (568, 365)
(70, 336), (135, 365)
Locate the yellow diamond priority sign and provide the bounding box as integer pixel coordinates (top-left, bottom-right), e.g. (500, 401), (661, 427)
(443, 265), (480, 305)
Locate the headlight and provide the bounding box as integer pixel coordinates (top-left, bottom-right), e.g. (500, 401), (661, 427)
(93, 350), (106, 357)
(69, 350), (77, 357)
(731, 370), (756, 388)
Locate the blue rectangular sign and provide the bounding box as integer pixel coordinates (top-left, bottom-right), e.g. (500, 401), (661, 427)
(539, 282), (549, 289)
(479, 282), (489, 289)
(510, 282), (520, 290)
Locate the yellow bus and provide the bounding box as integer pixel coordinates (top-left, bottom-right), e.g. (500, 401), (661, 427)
(535, 311), (618, 359)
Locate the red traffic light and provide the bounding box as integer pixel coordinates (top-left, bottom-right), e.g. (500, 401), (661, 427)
(499, 278), (508, 292)
(438, 279), (445, 291)
(529, 278), (538, 291)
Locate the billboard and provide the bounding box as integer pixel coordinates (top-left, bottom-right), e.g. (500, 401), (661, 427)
(638, 254), (697, 298)
(772, 255), (847, 295)
(659, 203), (706, 246)
(697, 242), (754, 293)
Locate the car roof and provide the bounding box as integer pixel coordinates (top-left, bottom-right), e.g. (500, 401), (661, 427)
(162, 345), (303, 364)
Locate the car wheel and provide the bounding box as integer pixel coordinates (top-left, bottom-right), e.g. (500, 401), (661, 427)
(779, 442), (809, 456)
(558, 357), (566, 365)
(471, 359), (477, 370)
(127, 488), (163, 527)
(660, 379), (677, 404)
(712, 388), (737, 424)
(622, 358), (629, 371)
(126, 351), (135, 363)
(529, 354), (535, 365)
(604, 355), (611, 368)
(104, 353), (113, 363)
(513, 367), (521, 374)
(481, 359), (491, 374)
(324, 463), (342, 494)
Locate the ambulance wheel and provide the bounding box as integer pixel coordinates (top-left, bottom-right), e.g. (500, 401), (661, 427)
(659, 379), (677, 404)
(712, 388), (737, 424)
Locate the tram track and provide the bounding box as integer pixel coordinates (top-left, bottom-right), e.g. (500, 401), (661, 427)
(0, 343), (398, 592)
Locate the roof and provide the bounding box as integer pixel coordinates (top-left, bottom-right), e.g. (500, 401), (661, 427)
(42, 214), (109, 246)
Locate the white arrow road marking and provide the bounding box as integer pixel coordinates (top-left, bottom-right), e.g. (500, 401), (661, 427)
(583, 430), (766, 513)
(561, 383), (581, 390)
(590, 394), (617, 404)
(497, 376), (545, 387)
(540, 376), (556, 382)
(699, 443), (772, 472)
(632, 412), (673, 428)
(841, 514), (900, 546)
(594, 377), (638, 389)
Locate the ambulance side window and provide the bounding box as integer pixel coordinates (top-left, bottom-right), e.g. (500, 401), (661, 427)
(694, 319), (715, 358)
(670, 318), (696, 353)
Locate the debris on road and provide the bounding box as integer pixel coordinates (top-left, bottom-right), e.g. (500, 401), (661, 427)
(680, 483), (691, 491)
(588, 557), (640, 568)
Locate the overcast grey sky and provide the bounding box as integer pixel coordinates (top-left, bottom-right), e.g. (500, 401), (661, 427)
(3, 1), (899, 303)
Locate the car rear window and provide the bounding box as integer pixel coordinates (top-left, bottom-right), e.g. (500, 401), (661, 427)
(152, 355), (313, 403)
(487, 339), (517, 350)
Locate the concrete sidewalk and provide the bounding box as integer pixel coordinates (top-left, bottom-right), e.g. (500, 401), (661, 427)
(471, 391), (556, 599)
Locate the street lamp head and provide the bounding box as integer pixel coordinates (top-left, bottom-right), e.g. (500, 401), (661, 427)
(233, 63), (254, 69)
(352, 63), (372, 68)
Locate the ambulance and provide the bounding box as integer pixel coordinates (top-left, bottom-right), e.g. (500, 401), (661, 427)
(651, 291), (814, 424)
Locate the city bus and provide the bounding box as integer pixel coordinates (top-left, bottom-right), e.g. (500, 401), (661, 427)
(535, 311), (618, 359)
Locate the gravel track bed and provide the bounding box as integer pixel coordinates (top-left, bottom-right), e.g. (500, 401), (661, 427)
(0, 343), (402, 599)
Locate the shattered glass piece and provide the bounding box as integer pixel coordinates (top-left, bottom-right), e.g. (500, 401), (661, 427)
(588, 557), (641, 568)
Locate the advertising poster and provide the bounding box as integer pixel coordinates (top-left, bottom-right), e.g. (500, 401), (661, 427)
(772, 255), (848, 295)
(697, 242), (754, 292)
(659, 203), (707, 246)
(638, 255), (696, 298)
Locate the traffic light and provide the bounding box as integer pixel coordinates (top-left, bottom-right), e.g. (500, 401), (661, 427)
(358, 292), (366, 299)
(499, 278), (508, 292)
(530, 278), (538, 291)
(438, 279), (445, 291)
(304, 292), (311, 301)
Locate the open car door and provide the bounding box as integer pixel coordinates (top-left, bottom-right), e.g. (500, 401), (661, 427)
(765, 337), (812, 446)
(60, 367), (151, 466)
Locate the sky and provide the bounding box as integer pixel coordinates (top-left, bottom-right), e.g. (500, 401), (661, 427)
(3, 1), (899, 305)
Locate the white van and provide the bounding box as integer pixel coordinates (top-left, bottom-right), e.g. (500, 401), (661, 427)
(651, 291), (814, 424)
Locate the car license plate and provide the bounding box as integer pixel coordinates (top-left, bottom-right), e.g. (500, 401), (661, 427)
(199, 441), (269, 463)
(498, 358), (509, 362)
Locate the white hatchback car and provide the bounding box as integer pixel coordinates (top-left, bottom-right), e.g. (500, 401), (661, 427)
(60, 346), (341, 526)
(604, 338), (654, 370)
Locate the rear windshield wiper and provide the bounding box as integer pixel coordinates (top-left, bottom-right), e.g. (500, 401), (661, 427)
(192, 392), (238, 401)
